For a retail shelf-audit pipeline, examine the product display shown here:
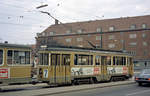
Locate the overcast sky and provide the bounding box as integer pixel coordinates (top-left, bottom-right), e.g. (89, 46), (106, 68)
(0, 0), (150, 44)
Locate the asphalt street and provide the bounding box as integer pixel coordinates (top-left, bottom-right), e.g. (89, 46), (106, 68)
(51, 83), (150, 96)
(1, 80), (150, 96)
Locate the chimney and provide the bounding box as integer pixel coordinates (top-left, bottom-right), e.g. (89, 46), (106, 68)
(55, 19), (59, 25)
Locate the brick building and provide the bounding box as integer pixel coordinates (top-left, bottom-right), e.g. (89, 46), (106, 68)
(36, 15), (150, 69)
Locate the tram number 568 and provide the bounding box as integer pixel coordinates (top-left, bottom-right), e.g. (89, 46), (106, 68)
(43, 69), (48, 78)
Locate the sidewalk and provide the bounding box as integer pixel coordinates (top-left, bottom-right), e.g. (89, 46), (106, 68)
(0, 80), (135, 96)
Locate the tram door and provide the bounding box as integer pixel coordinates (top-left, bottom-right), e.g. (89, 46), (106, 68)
(101, 56), (108, 80)
(51, 54), (61, 84)
(128, 57), (133, 76)
(61, 54), (71, 84)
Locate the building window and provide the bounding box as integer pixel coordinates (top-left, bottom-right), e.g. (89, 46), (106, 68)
(96, 36), (101, 40)
(142, 24), (147, 29)
(49, 32), (55, 36)
(95, 44), (99, 47)
(77, 45), (83, 47)
(0, 50), (3, 65)
(108, 35), (115, 40)
(109, 26), (115, 31)
(65, 38), (72, 43)
(143, 42), (147, 46)
(66, 29), (72, 34)
(142, 33), (146, 38)
(37, 33), (42, 37)
(42, 32), (45, 36)
(88, 34), (91, 37)
(143, 51), (147, 56)
(77, 37), (83, 42)
(128, 51), (136, 56)
(108, 44), (115, 48)
(130, 24), (136, 29)
(129, 42), (137, 46)
(96, 27), (102, 32)
(77, 29), (83, 34)
(129, 34), (137, 38)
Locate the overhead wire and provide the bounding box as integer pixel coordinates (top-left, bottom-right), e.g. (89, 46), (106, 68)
(0, 1), (51, 28)
(0, 11), (46, 23)
(0, 21), (48, 28)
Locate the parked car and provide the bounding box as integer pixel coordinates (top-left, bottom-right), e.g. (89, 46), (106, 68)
(135, 69), (150, 86)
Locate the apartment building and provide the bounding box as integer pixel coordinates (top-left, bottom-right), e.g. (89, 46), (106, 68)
(36, 15), (150, 69)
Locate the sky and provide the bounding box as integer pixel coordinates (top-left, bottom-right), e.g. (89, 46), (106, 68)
(0, 0), (150, 44)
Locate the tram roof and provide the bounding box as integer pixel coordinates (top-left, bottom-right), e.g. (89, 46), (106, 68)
(39, 46), (130, 55)
(0, 43), (31, 49)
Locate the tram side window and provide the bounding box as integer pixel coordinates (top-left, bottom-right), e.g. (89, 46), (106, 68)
(39, 53), (49, 65)
(7, 50), (31, 65)
(113, 56), (126, 65)
(7, 50), (13, 65)
(101, 56), (111, 65)
(25, 51), (30, 64)
(74, 54), (93, 65)
(95, 55), (101, 65)
(62, 54), (70, 65)
(0, 50), (3, 65)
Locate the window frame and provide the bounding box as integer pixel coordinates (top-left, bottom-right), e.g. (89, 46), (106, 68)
(96, 27), (102, 32)
(7, 50), (31, 66)
(76, 37), (83, 42)
(108, 43), (115, 48)
(129, 34), (137, 39)
(142, 24), (147, 29)
(96, 36), (102, 40)
(74, 54), (93, 66)
(130, 24), (136, 30)
(65, 38), (72, 43)
(109, 26), (115, 31)
(113, 56), (127, 66)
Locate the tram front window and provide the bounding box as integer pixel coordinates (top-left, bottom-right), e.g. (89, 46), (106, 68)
(0, 50), (3, 65)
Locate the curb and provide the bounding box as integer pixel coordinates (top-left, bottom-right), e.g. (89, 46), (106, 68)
(34, 81), (135, 96)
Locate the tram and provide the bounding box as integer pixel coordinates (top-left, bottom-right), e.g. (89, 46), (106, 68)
(0, 43), (32, 85)
(37, 46), (134, 85)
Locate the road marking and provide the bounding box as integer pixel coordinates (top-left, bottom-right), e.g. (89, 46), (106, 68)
(126, 89), (150, 96)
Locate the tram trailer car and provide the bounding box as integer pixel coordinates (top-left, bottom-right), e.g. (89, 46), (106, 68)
(0, 43), (32, 85)
(37, 47), (134, 85)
